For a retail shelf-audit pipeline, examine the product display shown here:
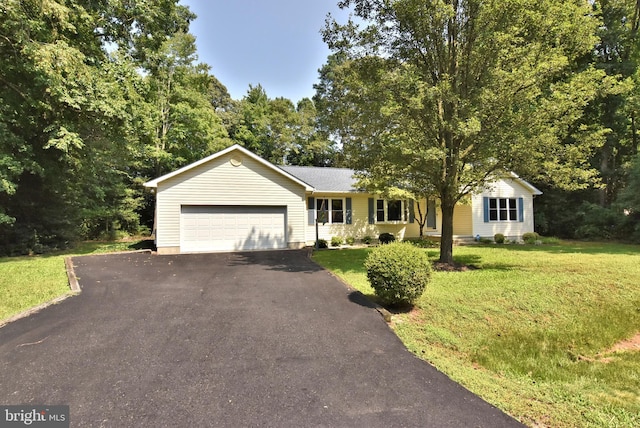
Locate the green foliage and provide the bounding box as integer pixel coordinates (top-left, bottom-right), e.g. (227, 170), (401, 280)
(345, 236), (356, 246)
(314, 243), (640, 427)
(317, 0), (604, 264)
(364, 242), (431, 306)
(494, 233), (505, 244)
(226, 86), (337, 166)
(404, 237), (439, 248)
(378, 232), (395, 244)
(0, 0), (195, 255)
(330, 236), (344, 247)
(316, 239), (328, 249)
(522, 232), (541, 244)
(362, 235), (373, 245)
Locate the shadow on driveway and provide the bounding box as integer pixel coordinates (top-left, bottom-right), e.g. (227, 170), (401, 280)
(0, 250), (523, 427)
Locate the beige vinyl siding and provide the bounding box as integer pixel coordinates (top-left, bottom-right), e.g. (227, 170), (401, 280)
(306, 194), (426, 244)
(452, 204), (473, 236)
(471, 178), (536, 239)
(156, 152), (307, 251)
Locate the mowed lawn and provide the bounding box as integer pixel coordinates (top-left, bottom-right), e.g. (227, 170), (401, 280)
(313, 242), (640, 428)
(0, 240), (153, 322)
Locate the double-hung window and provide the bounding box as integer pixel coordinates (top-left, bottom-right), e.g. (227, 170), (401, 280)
(376, 199), (405, 222)
(488, 198), (518, 221)
(316, 198), (344, 224)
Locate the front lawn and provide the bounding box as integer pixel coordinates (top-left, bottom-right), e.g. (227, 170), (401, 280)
(0, 239), (153, 322)
(312, 241), (640, 428)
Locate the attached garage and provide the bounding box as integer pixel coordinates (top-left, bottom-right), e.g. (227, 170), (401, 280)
(144, 145), (312, 254)
(180, 205), (287, 252)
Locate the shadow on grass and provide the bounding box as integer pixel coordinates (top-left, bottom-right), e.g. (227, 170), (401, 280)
(347, 291), (416, 315)
(483, 240), (640, 256)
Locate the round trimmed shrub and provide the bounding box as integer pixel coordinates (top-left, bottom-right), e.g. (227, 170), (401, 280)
(522, 232), (540, 244)
(494, 233), (505, 244)
(378, 232), (395, 244)
(364, 241), (431, 306)
(316, 239), (328, 249)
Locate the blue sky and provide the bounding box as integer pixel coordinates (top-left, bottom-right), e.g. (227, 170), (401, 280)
(181, 0), (351, 102)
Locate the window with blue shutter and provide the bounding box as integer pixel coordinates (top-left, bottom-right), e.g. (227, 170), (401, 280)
(485, 197), (521, 222)
(518, 197), (524, 222)
(408, 200), (415, 223)
(368, 198), (374, 224)
(427, 199), (436, 228)
(308, 197), (315, 225)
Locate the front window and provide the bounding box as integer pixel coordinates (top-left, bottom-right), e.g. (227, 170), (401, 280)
(331, 199), (344, 223)
(317, 198), (329, 223)
(489, 198), (518, 221)
(376, 199), (406, 222)
(387, 200), (402, 221)
(317, 198), (344, 224)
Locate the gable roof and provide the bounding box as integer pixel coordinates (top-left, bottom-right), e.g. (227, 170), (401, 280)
(280, 166), (359, 193)
(144, 144), (542, 197)
(144, 144), (313, 191)
(508, 172), (543, 195)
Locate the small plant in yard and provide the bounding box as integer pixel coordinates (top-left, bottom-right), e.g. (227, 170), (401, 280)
(316, 239), (328, 249)
(345, 236), (356, 246)
(494, 233), (505, 244)
(479, 237), (493, 244)
(378, 232), (395, 244)
(522, 232), (540, 244)
(362, 235), (373, 245)
(331, 236), (344, 247)
(364, 241), (431, 306)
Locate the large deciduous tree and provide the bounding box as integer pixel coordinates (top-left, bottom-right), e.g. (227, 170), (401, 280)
(316, 0), (607, 264)
(0, 0), (194, 253)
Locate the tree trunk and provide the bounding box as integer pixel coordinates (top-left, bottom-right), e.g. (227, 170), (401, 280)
(415, 199), (425, 238)
(439, 197), (455, 264)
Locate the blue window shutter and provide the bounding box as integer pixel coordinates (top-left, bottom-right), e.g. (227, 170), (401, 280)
(368, 198), (374, 224)
(408, 200), (415, 223)
(308, 197), (315, 225)
(518, 197), (524, 222)
(346, 197), (352, 224)
(483, 197), (490, 223)
(427, 199), (436, 228)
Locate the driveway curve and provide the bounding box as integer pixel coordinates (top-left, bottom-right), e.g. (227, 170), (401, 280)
(0, 250), (523, 427)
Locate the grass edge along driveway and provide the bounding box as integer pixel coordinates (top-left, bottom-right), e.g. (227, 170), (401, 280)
(312, 241), (640, 428)
(0, 240), (152, 322)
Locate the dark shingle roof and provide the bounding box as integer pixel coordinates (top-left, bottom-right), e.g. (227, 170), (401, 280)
(280, 166), (359, 192)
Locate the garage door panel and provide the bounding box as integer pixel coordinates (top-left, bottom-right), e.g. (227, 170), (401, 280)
(180, 206), (287, 252)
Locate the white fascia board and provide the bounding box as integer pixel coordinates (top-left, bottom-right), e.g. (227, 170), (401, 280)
(144, 144), (314, 191)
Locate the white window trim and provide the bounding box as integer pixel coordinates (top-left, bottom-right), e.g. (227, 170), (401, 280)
(488, 197), (518, 222)
(375, 199), (408, 224)
(316, 198), (346, 224)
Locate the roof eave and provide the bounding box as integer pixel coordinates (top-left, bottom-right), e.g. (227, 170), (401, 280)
(144, 144), (314, 191)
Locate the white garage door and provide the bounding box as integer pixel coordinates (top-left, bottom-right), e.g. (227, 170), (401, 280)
(181, 206), (287, 252)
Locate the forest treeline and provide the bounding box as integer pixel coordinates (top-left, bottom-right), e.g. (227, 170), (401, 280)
(1, 0), (639, 255)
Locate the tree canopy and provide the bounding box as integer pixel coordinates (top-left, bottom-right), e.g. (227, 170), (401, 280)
(2, 0), (640, 255)
(316, 0), (609, 263)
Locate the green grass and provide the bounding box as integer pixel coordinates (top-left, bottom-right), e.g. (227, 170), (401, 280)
(312, 241), (640, 427)
(0, 239), (153, 321)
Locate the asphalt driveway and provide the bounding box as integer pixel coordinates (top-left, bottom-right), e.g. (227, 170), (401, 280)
(0, 250), (523, 427)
